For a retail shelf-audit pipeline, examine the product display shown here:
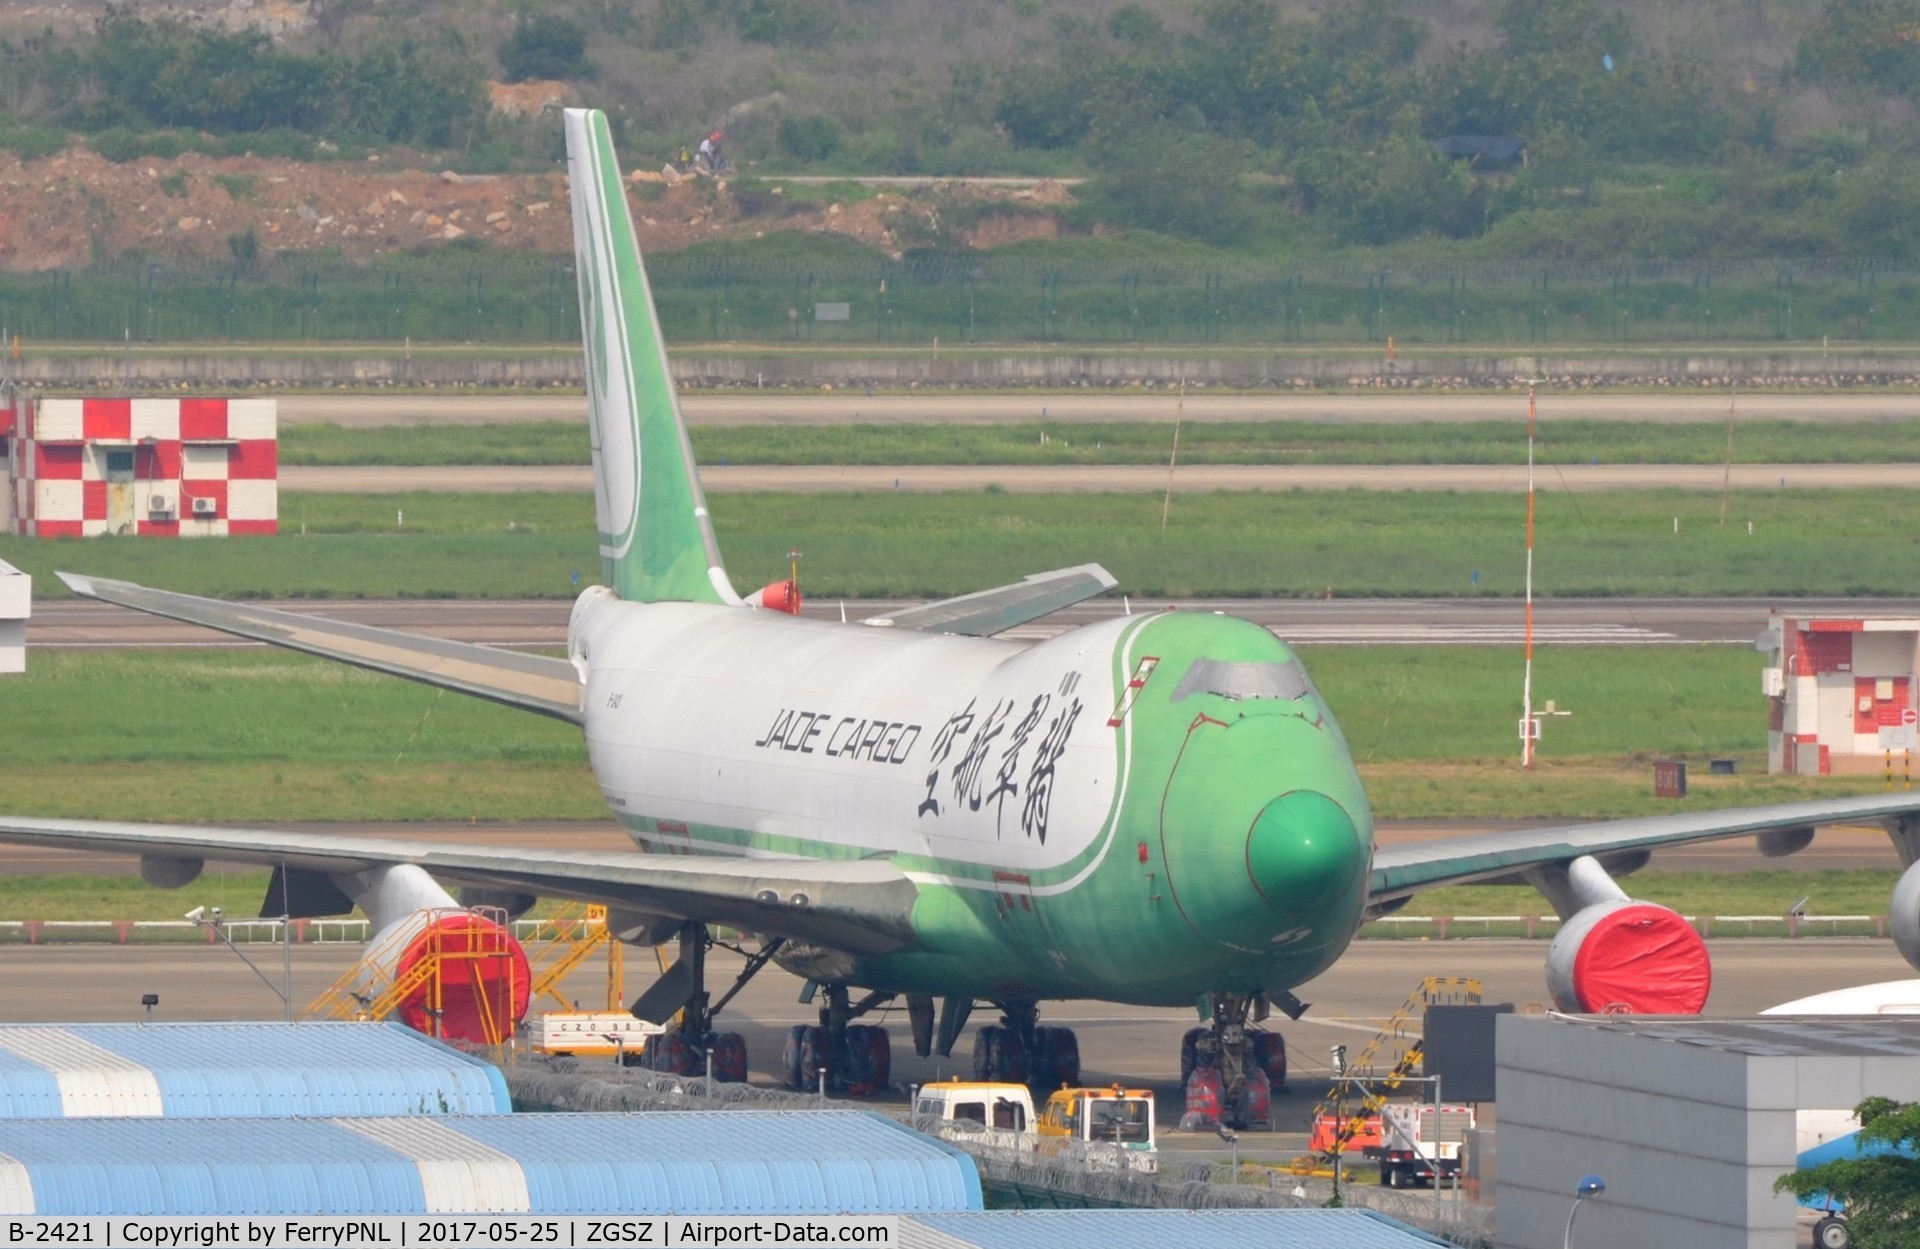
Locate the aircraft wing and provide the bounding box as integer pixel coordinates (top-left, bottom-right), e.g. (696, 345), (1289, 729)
(865, 563), (1118, 636)
(58, 572), (582, 725)
(0, 817), (918, 955)
(1369, 792), (1920, 904)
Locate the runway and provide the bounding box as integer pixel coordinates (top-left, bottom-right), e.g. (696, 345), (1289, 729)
(32, 595), (1920, 650)
(278, 393), (1920, 428)
(278, 462), (1920, 493)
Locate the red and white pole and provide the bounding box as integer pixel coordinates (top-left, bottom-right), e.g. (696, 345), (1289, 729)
(1521, 384), (1537, 769)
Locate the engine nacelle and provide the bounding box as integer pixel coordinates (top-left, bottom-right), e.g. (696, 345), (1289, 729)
(1546, 898), (1712, 1014)
(140, 855), (203, 890)
(745, 580), (802, 614)
(346, 864), (531, 1045)
(1890, 861), (1920, 973)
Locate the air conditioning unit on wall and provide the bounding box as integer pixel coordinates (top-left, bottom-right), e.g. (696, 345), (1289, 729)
(148, 494), (175, 518)
(191, 497), (217, 517)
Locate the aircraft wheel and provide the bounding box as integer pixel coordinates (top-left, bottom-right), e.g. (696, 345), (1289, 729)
(1814, 1216), (1852, 1249)
(798, 1024), (834, 1091)
(1030, 1026), (1080, 1090)
(706, 1030), (748, 1083)
(1177, 1065), (1224, 1131)
(1179, 1026), (1208, 1085)
(647, 1027), (701, 1076)
(1248, 1028), (1288, 1091)
(780, 1025), (808, 1089)
(842, 1024), (891, 1095)
(972, 1024), (1031, 1083)
(1232, 1066), (1272, 1129)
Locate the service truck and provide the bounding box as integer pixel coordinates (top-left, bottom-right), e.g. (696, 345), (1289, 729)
(1037, 1085), (1158, 1171)
(913, 1081), (1158, 1174)
(1374, 1103), (1475, 1189)
(526, 1011), (662, 1059)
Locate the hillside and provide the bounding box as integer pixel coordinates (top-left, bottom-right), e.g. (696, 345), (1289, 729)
(0, 0), (1916, 264)
(0, 144), (1068, 271)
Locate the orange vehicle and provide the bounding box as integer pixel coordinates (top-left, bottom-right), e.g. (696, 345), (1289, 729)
(1036, 1085), (1157, 1171)
(1310, 1112), (1384, 1153)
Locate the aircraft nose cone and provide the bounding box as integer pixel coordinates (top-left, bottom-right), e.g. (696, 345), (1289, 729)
(1245, 790), (1367, 919)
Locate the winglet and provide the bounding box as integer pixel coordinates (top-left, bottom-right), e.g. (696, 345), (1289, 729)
(564, 108), (737, 606)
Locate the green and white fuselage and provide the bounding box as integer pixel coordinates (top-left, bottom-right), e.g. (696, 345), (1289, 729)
(571, 590), (1375, 1007)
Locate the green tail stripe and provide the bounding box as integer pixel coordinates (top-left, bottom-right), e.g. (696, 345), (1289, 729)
(568, 108), (733, 605)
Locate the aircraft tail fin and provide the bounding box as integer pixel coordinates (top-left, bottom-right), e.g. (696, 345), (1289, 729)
(564, 108), (737, 605)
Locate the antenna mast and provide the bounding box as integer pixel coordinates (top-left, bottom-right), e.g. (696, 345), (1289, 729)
(1521, 383), (1538, 769)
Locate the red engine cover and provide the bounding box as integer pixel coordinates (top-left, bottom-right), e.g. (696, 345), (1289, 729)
(394, 912), (532, 1044)
(1568, 903), (1712, 1014)
(758, 580), (802, 614)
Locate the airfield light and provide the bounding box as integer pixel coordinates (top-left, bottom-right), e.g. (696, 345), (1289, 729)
(1564, 1174), (1606, 1249)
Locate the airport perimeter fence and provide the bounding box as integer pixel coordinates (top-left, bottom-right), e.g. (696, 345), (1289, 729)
(3, 253), (1920, 348)
(507, 1058), (1493, 1245)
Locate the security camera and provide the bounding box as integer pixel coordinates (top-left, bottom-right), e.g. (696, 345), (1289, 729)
(210, 907), (222, 919)
(184, 906), (205, 923)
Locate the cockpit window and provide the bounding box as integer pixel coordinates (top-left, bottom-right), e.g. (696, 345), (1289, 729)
(1171, 658), (1314, 704)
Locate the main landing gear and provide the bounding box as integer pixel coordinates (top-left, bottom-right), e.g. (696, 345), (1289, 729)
(781, 983), (897, 1095)
(627, 922), (775, 1082)
(1179, 991), (1296, 1131)
(970, 1001), (1082, 1089)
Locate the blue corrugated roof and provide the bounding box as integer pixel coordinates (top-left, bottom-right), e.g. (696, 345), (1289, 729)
(909, 1210), (1450, 1248)
(456, 1111), (981, 1214)
(0, 1022), (508, 1117)
(0, 1111), (981, 1215)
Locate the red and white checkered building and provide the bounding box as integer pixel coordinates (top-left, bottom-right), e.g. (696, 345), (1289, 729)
(1760, 614), (1920, 775)
(1, 396), (277, 537)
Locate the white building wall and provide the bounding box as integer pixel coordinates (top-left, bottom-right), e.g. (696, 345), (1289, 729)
(1496, 1017), (1920, 1249)
(0, 559), (26, 674)
(1855, 632), (1917, 678)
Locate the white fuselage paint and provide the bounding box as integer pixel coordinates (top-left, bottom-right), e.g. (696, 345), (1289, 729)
(570, 591), (1130, 883)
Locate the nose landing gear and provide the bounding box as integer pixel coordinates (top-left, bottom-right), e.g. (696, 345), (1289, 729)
(1179, 992), (1291, 1130)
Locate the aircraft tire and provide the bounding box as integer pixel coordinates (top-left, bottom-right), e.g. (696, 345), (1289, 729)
(1814, 1216), (1851, 1249)
(972, 1025), (1031, 1083)
(780, 1025), (808, 1089)
(1233, 1066), (1272, 1129)
(1179, 1026), (1208, 1084)
(842, 1024), (891, 1095)
(707, 1030), (748, 1083)
(1031, 1026), (1081, 1089)
(1249, 1028), (1288, 1090)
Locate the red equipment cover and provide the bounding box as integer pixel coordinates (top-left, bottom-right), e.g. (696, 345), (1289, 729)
(1570, 903), (1711, 1014)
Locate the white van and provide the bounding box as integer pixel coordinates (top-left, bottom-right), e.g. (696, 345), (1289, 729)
(912, 1080), (1037, 1134)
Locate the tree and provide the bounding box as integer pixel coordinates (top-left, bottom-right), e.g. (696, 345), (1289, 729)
(498, 15), (592, 83)
(1775, 1096), (1920, 1248)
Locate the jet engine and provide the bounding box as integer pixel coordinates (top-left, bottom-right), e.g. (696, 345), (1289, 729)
(1890, 860), (1920, 973)
(1531, 856), (1711, 1014)
(351, 864), (531, 1044)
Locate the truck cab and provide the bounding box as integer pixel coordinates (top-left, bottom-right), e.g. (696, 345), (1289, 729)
(1037, 1086), (1158, 1171)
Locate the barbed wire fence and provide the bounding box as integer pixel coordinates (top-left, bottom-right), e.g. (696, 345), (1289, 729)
(504, 1056), (1493, 1247)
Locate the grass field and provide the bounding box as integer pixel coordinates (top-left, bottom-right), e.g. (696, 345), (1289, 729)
(2, 645), (1891, 825)
(0, 867), (1900, 924)
(280, 419), (1920, 469)
(5, 487), (1920, 600)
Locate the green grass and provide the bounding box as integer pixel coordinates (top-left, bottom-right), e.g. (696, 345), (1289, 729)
(2, 651), (597, 822)
(1395, 869), (1901, 918)
(2, 644), (1896, 825)
(8, 487), (1920, 601)
(281, 419), (1920, 469)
